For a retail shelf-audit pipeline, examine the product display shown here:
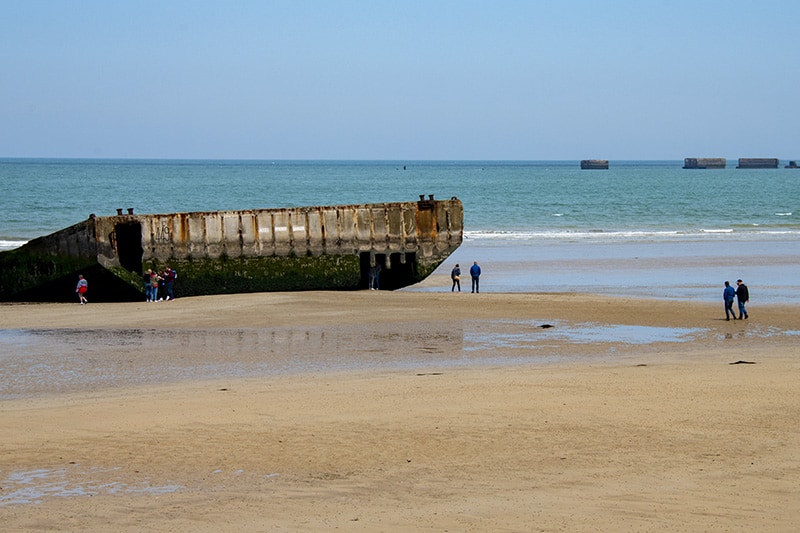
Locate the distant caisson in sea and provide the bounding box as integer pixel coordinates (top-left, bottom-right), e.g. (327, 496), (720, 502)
(580, 160), (609, 170)
(682, 158), (726, 169)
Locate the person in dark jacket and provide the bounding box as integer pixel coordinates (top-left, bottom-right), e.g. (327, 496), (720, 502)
(368, 263), (381, 290)
(144, 269), (153, 302)
(469, 261), (481, 293)
(735, 279), (749, 319)
(163, 266), (177, 300)
(450, 264), (461, 292)
(723, 281), (736, 320)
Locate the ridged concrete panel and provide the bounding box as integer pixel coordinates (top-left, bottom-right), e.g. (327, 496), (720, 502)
(1, 198), (463, 301)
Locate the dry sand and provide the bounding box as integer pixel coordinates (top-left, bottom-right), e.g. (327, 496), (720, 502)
(1, 291), (799, 531)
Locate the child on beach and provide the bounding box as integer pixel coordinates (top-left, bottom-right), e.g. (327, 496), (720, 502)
(75, 274), (88, 304)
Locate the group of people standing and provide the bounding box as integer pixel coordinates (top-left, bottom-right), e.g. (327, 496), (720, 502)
(144, 266), (177, 302)
(450, 261), (481, 293)
(723, 279), (749, 320)
(75, 269), (177, 304)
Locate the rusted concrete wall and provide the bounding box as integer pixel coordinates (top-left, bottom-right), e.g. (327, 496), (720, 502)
(93, 198), (462, 268)
(2, 197), (463, 301)
(23, 218), (98, 259)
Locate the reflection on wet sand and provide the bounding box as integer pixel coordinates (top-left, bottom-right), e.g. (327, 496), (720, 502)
(1, 324), (465, 399)
(0, 319), (720, 400)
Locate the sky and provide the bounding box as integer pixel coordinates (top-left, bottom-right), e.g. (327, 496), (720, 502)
(2, 1), (798, 160)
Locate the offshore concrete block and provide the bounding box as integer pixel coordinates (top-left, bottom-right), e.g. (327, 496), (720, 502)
(737, 158), (779, 169)
(683, 158), (726, 169)
(580, 160), (609, 169)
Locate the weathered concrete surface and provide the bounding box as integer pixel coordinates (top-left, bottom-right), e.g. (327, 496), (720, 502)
(683, 158), (726, 169)
(580, 160), (609, 170)
(736, 158), (779, 169)
(0, 196), (463, 302)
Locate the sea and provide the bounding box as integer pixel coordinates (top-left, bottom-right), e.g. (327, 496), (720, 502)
(1, 158), (798, 302)
(2, 158), (799, 402)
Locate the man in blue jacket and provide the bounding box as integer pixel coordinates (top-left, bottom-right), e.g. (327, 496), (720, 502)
(723, 281), (736, 320)
(469, 261), (482, 293)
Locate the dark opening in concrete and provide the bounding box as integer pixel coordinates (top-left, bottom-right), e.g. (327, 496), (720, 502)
(360, 252), (417, 290)
(115, 222), (144, 273)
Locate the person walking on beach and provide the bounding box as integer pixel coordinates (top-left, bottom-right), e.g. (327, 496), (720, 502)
(470, 261), (481, 293)
(723, 281), (736, 320)
(451, 263), (461, 292)
(736, 279), (749, 319)
(75, 274), (88, 304)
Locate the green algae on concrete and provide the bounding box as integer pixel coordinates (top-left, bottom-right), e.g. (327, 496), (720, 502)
(146, 255), (363, 297)
(0, 248), (96, 301)
(1, 197), (463, 302)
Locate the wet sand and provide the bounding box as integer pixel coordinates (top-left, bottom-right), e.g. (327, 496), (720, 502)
(422, 237), (800, 303)
(2, 291), (799, 531)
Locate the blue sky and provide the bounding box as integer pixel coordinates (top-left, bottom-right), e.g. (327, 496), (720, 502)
(2, 1), (798, 160)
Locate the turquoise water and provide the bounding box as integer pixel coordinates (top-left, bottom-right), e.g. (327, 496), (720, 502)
(1, 158), (798, 245)
(2, 159), (798, 302)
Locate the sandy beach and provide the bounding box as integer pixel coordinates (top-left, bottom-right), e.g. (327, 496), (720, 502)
(2, 291), (799, 531)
